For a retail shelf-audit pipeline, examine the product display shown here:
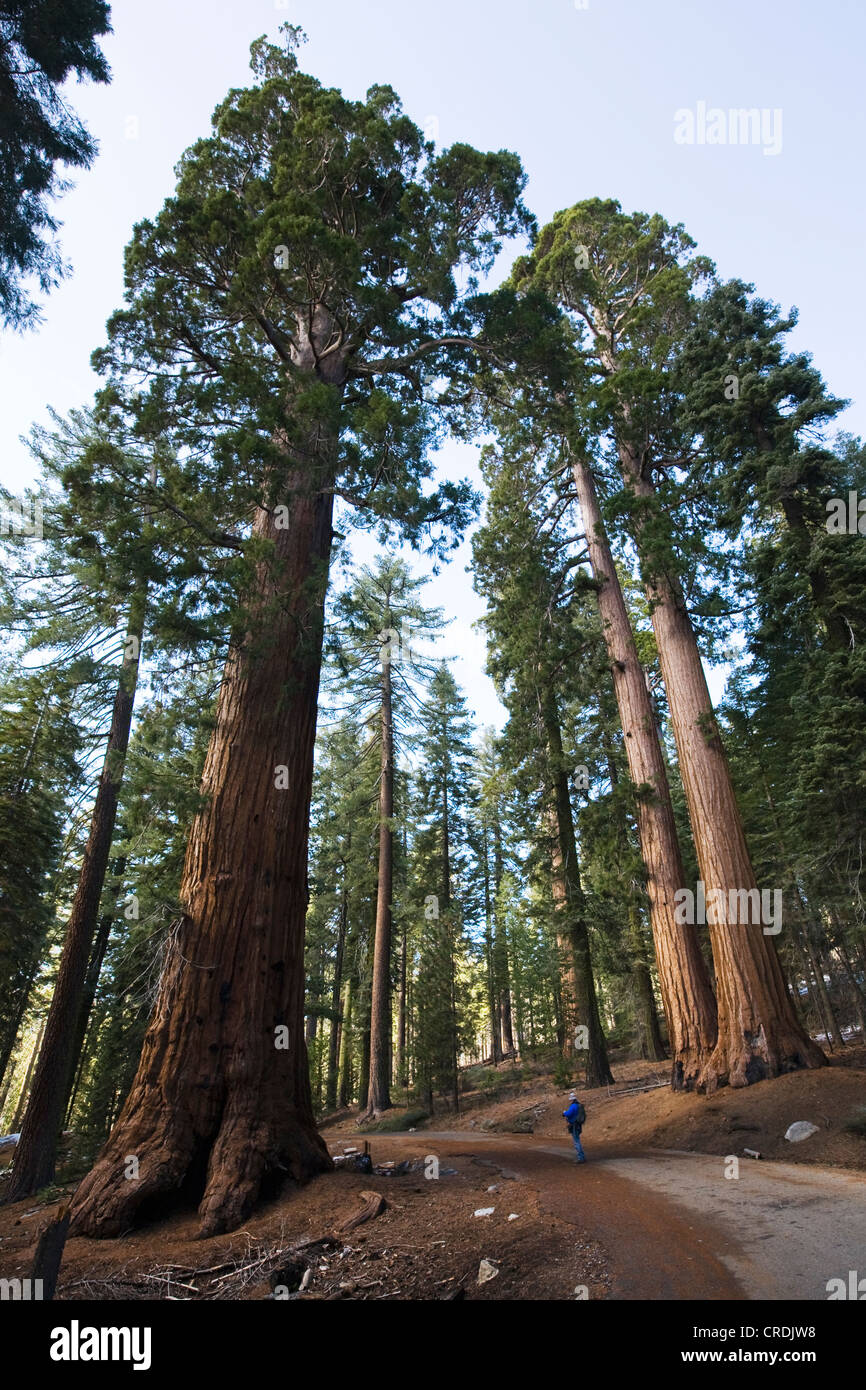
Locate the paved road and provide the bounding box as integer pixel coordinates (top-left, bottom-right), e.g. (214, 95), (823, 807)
(362, 1130), (864, 1300)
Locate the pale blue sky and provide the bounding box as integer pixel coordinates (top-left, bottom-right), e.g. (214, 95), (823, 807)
(2, 0), (863, 727)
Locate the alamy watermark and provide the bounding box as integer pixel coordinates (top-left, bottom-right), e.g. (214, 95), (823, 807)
(674, 881), (782, 935)
(674, 102), (783, 157)
(50, 1321), (152, 1370)
(379, 620), (416, 668)
(826, 1270), (865, 1299)
(0, 1277), (43, 1300)
(826, 491), (866, 534)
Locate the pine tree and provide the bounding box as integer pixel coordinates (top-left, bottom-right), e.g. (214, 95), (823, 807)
(412, 665), (476, 1112)
(0, 668), (83, 1093)
(0, 0), (112, 327)
(473, 443), (614, 1085)
(306, 717), (378, 1113)
(327, 557), (443, 1118)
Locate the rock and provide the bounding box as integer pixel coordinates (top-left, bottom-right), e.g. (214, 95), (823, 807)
(334, 1152), (373, 1173)
(477, 1259), (499, 1285)
(473, 1206), (495, 1218)
(508, 1213), (520, 1221)
(507, 1115), (534, 1134)
(784, 1121), (820, 1143)
(486, 1184), (499, 1193)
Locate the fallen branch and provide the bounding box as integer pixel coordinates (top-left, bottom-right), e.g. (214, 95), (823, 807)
(337, 1190), (388, 1235)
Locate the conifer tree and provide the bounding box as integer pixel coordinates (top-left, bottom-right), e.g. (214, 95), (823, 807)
(0, 0), (112, 327)
(71, 28), (533, 1235)
(514, 199), (824, 1088)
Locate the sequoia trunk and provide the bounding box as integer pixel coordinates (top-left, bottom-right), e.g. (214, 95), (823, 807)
(70, 473), (335, 1238)
(616, 443), (825, 1088)
(572, 451), (716, 1085)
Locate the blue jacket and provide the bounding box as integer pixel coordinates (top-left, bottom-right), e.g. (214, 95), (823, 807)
(563, 1100), (582, 1128)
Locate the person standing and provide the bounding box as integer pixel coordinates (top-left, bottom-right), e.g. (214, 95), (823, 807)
(563, 1091), (587, 1163)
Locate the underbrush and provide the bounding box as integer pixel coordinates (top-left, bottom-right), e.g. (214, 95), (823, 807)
(356, 1106), (429, 1133)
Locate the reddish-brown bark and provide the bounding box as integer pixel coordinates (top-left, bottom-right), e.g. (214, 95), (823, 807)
(70, 473), (335, 1238)
(616, 442), (825, 1089)
(571, 455), (717, 1087)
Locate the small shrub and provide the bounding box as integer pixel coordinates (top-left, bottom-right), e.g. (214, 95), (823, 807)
(358, 1107), (429, 1133)
(467, 1067), (503, 1099)
(35, 1183), (68, 1204)
(843, 1106), (866, 1138)
(553, 1056), (572, 1089)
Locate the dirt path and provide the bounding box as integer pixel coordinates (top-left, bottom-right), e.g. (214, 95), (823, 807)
(366, 1131), (864, 1300)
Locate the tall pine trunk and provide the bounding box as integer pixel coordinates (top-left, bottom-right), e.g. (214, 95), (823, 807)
(548, 806), (580, 1056)
(363, 655), (394, 1116)
(616, 441), (825, 1088)
(337, 979), (353, 1108)
(493, 821), (515, 1056)
(9, 1021), (45, 1134)
(482, 827), (503, 1063)
(70, 468), (335, 1238)
(0, 962), (39, 1116)
(64, 899), (117, 1126)
(543, 697), (614, 1087)
(6, 590), (146, 1202)
(571, 453), (716, 1086)
(325, 877), (348, 1111)
(628, 903), (667, 1060)
(600, 722), (668, 1063)
(396, 917), (408, 1088)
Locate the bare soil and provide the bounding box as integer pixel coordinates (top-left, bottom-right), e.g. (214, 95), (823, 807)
(418, 1045), (866, 1171)
(0, 1041), (863, 1301)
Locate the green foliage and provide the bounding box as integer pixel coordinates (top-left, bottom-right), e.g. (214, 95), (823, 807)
(553, 1055), (573, 1089)
(69, 670), (216, 1141)
(0, 0), (112, 327)
(357, 1106), (428, 1133)
(0, 666), (85, 1076)
(843, 1107), (866, 1139)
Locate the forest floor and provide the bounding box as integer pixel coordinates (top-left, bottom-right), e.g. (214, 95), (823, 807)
(0, 1042), (863, 1300)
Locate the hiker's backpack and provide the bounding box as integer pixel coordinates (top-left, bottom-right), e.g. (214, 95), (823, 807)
(574, 1101), (587, 1128)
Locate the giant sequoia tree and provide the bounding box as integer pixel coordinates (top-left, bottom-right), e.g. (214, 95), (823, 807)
(476, 380), (717, 1087)
(515, 200), (825, 1088)
(70, 28), (534, 1238)
(568, 447), (717, 1085)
